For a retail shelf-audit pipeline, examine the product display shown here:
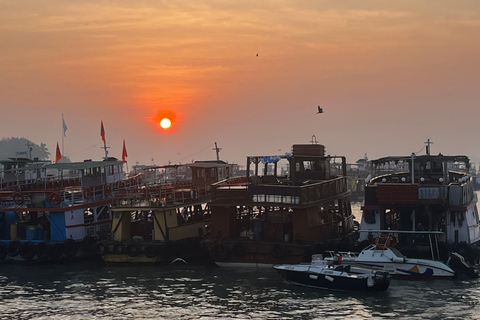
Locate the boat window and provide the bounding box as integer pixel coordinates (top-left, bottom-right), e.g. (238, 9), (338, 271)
(474, 206), (479, 224)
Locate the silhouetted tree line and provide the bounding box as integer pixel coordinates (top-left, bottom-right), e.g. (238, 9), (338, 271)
(0, 137), (50, 160)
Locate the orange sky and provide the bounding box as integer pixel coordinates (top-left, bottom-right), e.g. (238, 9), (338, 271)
(1, 1), (479, 168)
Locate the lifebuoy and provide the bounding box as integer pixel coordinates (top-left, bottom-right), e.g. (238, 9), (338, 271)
(51, 192), (62, 205)
(13, 192), (24, 205)
(104, 184), (112, 197)
(19, 241), (36, 260)
(126, 243), (141, 257)
(64, 239), (78, 258)
(112, 242), (125, 255)
(83, 187), (92, 199)
(271, 244), (285, 259)
(210, 243), (228, 262)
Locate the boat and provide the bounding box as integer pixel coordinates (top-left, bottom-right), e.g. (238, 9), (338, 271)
(204, 142), (356, 268)
(359, 147), (480, 265)
(99, 160), (235, 264)
(0, 156), (139, 262)
(274, 254), (390, 291)
(326, 231), (457, 278)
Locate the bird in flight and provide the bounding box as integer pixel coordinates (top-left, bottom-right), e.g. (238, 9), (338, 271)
(256, 53), (259, 57)
(317, 106), (324, 114)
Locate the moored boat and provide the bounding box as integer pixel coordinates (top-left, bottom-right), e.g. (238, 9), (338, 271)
(359, 146), (480, 265)
(204, 142), (356, 268)
(274, 254), (390, 291)
(0, 156), (138, 262)
(326, 231), (457, 278)
(100, 160), (234, 264)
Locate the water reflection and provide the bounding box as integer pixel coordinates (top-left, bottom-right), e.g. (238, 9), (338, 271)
(1, 260), (480, 319)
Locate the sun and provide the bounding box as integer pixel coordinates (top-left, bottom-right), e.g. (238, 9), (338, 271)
(160, 118), (171, 129)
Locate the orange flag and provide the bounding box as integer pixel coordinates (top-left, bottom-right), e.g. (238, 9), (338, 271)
(100, 120), (106, 143)
(122, 140), (128, 163)
(55, 142), (62, 163)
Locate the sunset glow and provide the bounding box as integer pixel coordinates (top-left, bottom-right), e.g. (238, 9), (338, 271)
(0, 2), (479, 166)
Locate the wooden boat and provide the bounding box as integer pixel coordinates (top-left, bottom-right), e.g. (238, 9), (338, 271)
(274, 254), (390, 291)
(100, 160), (234, 264)
(204, 143), (356, 268)
(359, 148), (480, 265)
(326, 232), (456, 278)
(0, 156), (138, 262)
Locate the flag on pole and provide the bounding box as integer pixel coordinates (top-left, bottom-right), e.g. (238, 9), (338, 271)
(100, 120), (106, 143)
(55, 142), (62, 163)
(122, 139), (128, 163)
(62, 116), (67, 137)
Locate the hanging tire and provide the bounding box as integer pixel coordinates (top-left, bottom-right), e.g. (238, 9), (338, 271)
(162, 240), (175, 258)
(271, 244), (285, 259)
(7, 240), (21, 257)
(112, 242), (125, 255)
(36, 242), (50, 260)
(0, 242), (8, 260)
(126, 243), (141, 257)
(233, 242), (246, 256)
(93, 241), (108, 255)
(49, 242), (64, 259)
(64, 239), (79, 258)
(144, 244), (160, 258)
(210, 243), (228, 262)
(19, 241), (36, 260)
(81, 236), (96, 250)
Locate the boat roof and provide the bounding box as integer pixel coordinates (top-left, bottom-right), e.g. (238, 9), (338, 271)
(1, 159), (123, 172)
(372, 155), (470, 167)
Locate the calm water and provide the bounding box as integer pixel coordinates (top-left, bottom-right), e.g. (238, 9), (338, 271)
(1, 260), (480, 319)
(1, 202), (480, 320)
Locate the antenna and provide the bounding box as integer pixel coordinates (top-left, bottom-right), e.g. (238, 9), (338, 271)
(425, 139), (433, 155)
(213, 142), (221, 161)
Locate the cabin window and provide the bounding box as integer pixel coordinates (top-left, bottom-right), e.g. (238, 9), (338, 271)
(211, 168), (215, 178)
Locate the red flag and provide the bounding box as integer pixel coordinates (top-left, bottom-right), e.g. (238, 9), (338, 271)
(55, 142), (62, 163)
(122, 139), (128, 163)
(100, 120), (106, 143)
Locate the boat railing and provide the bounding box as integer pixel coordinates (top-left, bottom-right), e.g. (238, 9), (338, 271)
(212, 176), (349, 205)
(112, 183), (212, 208)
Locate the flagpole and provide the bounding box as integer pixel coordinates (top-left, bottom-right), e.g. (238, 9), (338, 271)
(62, 114), (64, 156)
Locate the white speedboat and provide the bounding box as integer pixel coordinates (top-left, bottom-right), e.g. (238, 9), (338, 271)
(326, 233), (456, 278)
(274, 254), (390, 292)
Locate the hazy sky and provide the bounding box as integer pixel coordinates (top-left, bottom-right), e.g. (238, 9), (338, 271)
(1, 1), (479, 168)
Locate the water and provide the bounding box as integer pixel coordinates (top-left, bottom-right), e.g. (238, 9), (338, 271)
(2, 201), (480, 320)
(1, 260), (480, 320)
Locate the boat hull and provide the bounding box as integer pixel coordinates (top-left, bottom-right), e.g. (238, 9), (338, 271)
(274, 265), (390, 291)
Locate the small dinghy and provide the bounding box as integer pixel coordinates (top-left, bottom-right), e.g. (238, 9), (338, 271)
(274, 254), (390, 292)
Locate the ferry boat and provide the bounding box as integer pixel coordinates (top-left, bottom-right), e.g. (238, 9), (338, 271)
(0, 156), (139, 262)
(359, 147), (480, 265)
(204, 143), (356, 268)
(99, 160), (234, 264)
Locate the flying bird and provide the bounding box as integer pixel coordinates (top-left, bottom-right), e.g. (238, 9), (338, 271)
(256, 53), (259, 57)
(317, 106), (324, 114)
